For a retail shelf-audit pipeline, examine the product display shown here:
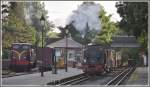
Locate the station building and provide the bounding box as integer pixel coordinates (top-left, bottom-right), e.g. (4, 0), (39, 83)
(47, 37), (83, 68)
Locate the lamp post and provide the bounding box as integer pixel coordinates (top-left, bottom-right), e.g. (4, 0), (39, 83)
(40, 14), (45, 77)
(81, 35), (85, 63)
(65, 27), (69, 72)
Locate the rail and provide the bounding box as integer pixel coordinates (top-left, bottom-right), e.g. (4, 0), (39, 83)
(47, 73), (90, 85)
(106, 67), (136, 86)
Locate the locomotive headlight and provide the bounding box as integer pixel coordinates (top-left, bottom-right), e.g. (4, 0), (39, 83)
(83, 59), (86, 63)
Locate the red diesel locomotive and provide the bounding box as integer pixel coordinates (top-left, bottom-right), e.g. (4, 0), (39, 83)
(10, 43), (35, 72)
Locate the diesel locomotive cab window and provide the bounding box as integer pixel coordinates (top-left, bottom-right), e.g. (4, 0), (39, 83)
(23, 45), (29, 50)
(13, 45), (19, 49)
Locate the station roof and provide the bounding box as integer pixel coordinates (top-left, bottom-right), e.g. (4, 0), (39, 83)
(47, 37), (82, 48)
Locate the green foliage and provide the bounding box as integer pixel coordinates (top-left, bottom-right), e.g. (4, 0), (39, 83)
(58, 23), (93, 45)
(47, 31), (60, 38)
(2, 2), (56, 59)
(120, 48), (140, 65)
(25, 2), (54, 47)
(116, 2), (148, 51)
(120, 48), (129, 63)
(94, 6), (119, 45)
(137, 32), (148, 50)
(2, 9), (36, 48)
(58, 3), (119, 45)
(2, 49), (11, 59)
(58, 24), (84, 44)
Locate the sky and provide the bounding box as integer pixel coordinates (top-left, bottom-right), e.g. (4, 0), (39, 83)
(43, 1), (121, 32)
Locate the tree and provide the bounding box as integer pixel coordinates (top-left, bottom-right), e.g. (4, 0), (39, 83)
(2, 2), (10, 22)
(2, 2), (36, 49)
(116, 2), (148, 52)
(24, 2), (54, 47)
(94, 5), (119, 45)
(47, 31), (60, 38)
(2, 2), (36, 59)
(58, 22), (93, 45)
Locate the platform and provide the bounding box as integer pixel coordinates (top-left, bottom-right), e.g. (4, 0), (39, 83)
(2, 67), (83, 86)
(123, 67), (148, 86)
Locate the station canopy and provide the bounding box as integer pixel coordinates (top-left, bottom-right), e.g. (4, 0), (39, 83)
(111, 35), (140, 48)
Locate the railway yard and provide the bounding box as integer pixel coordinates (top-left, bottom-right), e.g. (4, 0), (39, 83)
(2, 67), (148, 86)
(1, 1), (149, 87)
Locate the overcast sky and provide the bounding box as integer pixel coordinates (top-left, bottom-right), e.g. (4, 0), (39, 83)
(43, 1), (121, 32)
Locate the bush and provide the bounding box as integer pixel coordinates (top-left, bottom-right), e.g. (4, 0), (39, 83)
(2, 49), (11, 59)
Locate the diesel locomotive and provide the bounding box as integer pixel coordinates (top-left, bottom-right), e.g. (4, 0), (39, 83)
(10, 43), (36, 72)
(10, 43), (65, 72)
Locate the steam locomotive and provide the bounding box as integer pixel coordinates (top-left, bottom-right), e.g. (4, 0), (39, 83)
(82, 44), (121, 74)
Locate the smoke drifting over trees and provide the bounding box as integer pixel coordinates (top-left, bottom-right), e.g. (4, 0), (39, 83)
(67, 2), (102, 38)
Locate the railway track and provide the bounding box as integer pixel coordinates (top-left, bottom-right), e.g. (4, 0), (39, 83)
(58, 75), (90, 85)
(2, 71), (39, 78)
(2, 68), (39, 78)
(47, 73), (90, 85)
(48, 67), (128, 86)
(106, 67), (136, 86)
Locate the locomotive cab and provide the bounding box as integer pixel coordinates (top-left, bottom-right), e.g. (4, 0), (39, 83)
(82, 44), (118, 74)
(82, 45), (106, 74)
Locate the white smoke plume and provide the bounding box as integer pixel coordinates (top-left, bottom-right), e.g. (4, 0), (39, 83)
(24, 2), (33, 25)
(67, 2), (102, 37)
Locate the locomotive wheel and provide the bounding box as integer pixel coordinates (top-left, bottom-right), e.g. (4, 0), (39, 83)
(104, 66), (111, 73)
(106, 68), (110, 73)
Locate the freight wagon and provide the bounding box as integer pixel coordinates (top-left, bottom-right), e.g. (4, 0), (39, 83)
(36, 47), (54, 71)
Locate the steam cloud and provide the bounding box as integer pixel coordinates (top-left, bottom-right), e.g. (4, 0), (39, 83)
(67, 2), (102, 37)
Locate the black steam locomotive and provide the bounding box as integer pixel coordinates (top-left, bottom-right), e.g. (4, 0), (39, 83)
(82, 44), (121, 74)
